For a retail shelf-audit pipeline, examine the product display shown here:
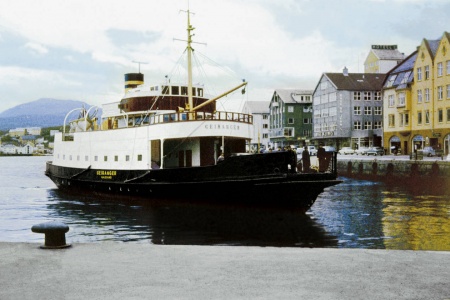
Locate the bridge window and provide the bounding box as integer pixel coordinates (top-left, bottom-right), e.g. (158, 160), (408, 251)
(171, 86), (179, 95)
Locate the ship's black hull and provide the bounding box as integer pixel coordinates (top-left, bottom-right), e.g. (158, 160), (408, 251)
(45, 152), (341, 212)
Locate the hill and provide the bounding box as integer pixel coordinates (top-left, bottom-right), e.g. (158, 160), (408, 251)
(0, 98), (99, 130)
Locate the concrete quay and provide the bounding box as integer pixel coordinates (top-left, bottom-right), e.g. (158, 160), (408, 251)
(336, 154), (450, 186)
(1, 242), (449, 299)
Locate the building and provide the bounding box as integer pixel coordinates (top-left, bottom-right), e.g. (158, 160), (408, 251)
(26, 127), (42, 136)
(9, 128), (26, 137)
(269, 89), (313, 149)
(312, 68), (386, 150)
(8, 127), (41, 137)
(382, 51), (417, 154)
(385, 32), (450, 155)
(0, 144), (18, 154)
(20, 135), (38, 147)
(364, 45), (405, 73)
(242, 101), (270, 152)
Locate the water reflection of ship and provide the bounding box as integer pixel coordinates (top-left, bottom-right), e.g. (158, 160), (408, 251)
(48, 189), (338, 248)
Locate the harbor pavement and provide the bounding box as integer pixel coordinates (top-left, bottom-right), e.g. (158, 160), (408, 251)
(1, 242), (449, 299)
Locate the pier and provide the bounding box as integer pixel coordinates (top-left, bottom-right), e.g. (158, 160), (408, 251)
(336, 154), (450, 184)
(0, 242), (449, 299)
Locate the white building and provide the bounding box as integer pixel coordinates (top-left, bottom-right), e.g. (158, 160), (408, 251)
(0, 144), (18, 154)
(242, 101), (270, 152)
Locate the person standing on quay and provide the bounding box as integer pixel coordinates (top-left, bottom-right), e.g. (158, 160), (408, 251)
(302, 146), (311, 173)
(317, 143), (326, 172)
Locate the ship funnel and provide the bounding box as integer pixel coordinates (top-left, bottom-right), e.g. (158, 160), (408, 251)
(124, 73), (144, 92)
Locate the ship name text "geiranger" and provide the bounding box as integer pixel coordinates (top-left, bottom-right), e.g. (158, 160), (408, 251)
(204, 124), (240, 130)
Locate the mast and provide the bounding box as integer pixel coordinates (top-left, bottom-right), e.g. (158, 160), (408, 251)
(186, 10), (194, 112)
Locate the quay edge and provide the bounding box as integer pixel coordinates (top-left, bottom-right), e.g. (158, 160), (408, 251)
(337, 157), (450, 190)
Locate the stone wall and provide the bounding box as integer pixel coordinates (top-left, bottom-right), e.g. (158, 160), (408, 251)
(337, 159), (450, 180)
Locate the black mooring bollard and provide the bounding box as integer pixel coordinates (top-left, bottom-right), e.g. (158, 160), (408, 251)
(31, 221), (71, 249)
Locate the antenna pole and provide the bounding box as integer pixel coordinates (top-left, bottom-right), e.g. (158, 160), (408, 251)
(132, 60), (148, 73)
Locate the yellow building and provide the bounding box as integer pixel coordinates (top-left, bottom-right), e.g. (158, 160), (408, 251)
(412, 32), (450, 154)
(383, 32), (450, 155)
(382, 51), (416, 154)
(364, 45), (405, 74)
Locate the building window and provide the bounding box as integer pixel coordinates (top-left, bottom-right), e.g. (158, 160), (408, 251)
(374, 107), (382, 115)
(374, 91), (381, 101)
(447, 85), (450, 99)
(398, 92), (405, 106)
(417, 67), (422, 81)
(438, 86), (443, 100)
(126, 155), (130, 161)
(283, 128), (294, 137)
(425, 65), (430, 80)
(288, 118), (294, 124)
(447, 61), (450, 75)
(303, 118), (311, 124)
(329, 107), (337, 116)
(425, 89), (430, 102)
(364, 121), (372, 130)
(114, 155), (118, 162)
(329, 93), (336, 102)
(354, 106), (361, 115)
(104, 156), (108, 162)
(438, 62), (443, 77)
(137, 154), (143, 161)
(263, 133), (269, 138)
(417, 89), (423, 103)
(388, 95), (395, 107)
(404, 113), (409, 126)
(374, 121), (382, 129)
(438, 109), (443, 123)
(354, 92), (361, 101)
(364, 107), (372, 115)
(263, 114), (268, 119)
(354, 121), (361, 130)
(425, 110), (430, 124)
(447, 108), (450, 122)
(263, 124), (268, 129)
(386, 75), (397, 87)
(94, 156), (98, 161)
(418, 111), (422, 125)
(401, 71), (411, 84)
(399, 113), (404, 126)
(85, 156), (88, 161)
(364, 92), (371, 101)
(388, 114), (395, 127)
(287, 106), (294, 113)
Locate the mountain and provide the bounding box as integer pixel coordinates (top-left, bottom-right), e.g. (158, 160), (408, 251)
(0, 98), (100, 130)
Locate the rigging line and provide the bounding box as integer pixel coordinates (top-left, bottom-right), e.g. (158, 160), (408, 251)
(195, 50), (239, 79)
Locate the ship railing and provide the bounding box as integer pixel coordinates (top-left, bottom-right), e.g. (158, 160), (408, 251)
(149, 111), (252, 125)
(101, 110), (253, 130)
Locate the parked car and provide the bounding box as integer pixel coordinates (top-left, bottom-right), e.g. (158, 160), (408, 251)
(308, 145), (317, 156)
(338, 147), (355, 155)
(355, 147), (369, 155)
(421, 146), (436, 157)
(366, 147), (384, 156)
(323, 146), (336, 152)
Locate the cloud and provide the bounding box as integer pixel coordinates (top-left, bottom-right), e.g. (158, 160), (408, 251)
(24, 42), (48, 55)
(0, 0), (449, 113)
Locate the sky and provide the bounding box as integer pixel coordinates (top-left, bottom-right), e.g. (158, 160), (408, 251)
(0, 0), (449, 113)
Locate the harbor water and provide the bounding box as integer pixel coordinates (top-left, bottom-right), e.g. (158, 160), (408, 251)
(1, 156), (449, 250)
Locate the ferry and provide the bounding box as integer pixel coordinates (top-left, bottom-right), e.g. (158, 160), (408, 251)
(45, 9), (341, 211)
